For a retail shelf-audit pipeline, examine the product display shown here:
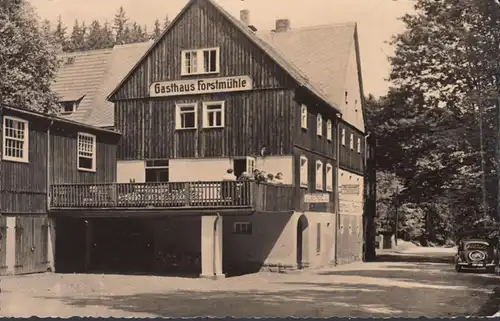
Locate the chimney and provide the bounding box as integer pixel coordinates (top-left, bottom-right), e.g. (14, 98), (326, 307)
(240, 9), (250, 26)
(240, 9), (258, 32)
(275, 19), (291, 32)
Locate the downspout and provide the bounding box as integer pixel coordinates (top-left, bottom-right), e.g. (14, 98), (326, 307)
(334, 113), (342, 266)
(363, 132), (371, 261)
(47, 120), (54, 212)
(213, 212), (221, 277)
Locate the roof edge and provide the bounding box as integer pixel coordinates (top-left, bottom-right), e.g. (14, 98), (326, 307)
(0, 102), (121, 137)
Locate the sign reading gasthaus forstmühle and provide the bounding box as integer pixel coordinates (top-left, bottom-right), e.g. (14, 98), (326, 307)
(149, 75), (253, 97)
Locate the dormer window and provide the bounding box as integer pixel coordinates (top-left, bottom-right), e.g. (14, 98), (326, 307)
(60, 101), (78, 115)
(181, 47), (220, 75)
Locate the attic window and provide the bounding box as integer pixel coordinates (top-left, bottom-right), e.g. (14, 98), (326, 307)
(60, 101), (79, 115)
(345, 91), (348, 104)
(181, 47), (220, 75)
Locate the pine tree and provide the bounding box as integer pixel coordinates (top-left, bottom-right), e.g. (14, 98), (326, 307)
(114, 6), (128, 45)
(53, 15), (69, 52)
(86, 20), (103, 50)
(163, 14), (170, 30)
(101, 21), (115, 49)
(152, 18), (162, 40)
(0, 0), (60, 112)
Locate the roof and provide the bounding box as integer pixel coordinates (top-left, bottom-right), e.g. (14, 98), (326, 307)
(52, 41), (153, 127)
(106, 0), (346, 114)
(0, 102), (121, 137)
(257, 23), (357, 114)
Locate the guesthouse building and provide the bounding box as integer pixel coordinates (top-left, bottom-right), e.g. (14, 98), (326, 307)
(48, 0), (375, 278)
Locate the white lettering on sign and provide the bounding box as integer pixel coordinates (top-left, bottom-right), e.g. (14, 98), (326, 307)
(303, 193), (330, 203)
(150, 76), (253, 97)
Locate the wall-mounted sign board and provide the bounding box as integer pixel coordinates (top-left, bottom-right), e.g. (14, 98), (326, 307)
(150, 75), (253, 97)
(339, 184), (360, 195)
(303, 193), (330, 203)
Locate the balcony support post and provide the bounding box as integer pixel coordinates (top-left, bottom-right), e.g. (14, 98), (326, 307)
(199, 214), (225, 280)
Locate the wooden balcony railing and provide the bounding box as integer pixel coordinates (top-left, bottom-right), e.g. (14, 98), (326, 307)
(49, 181), (297, 212)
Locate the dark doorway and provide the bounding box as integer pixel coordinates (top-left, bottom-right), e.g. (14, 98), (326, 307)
(55, 218), (87, 273)
(296, 215), (309, 269)
(233, 159), (247, 178)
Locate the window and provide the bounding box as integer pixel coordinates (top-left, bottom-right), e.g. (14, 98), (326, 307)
(300, 155), (308, 188)
(326, 163), (333, 192)
(175, 103), (197, 130)
(345, 91), (348, 104)
(202, 101), (225, 128)
(145, 159), (169, 182)
(77, 132), (96, 172)
(350, 133), (354, 150)
(316, 223), (321, 253)
(233, 222), (252, 235)
(3, 116), (28, 163)
(316, 114), (323, 136)
(181, 47), (220, 75)
(301, 104), (308, 129)
(357, 137), (361, 153)
(341, 128), (346, 146)
(60, 101), (77, 115)
(315, 160), (323, 190)
(326, 119), (332, 141)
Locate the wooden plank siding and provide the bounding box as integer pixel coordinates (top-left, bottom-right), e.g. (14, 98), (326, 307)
(110, 0), (295, 101)
(110, 0), (310, 160)
(50, 124), (117, 184)
(293, 90), (338, 160)
(0, 216), (7, 272)
(115, 90), (296, 159)
(0, 106), (119, 214)
(339, 121), (364, 175)
(293, 147), (336, 213)
(14, 215), (50, 274)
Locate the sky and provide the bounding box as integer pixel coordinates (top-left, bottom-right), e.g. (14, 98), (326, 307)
(28, 0), (415, 97)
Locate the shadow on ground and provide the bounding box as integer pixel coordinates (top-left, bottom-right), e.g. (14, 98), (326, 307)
(33, 253), (500, 318)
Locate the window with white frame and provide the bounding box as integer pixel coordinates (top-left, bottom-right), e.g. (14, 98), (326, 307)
(341, 128), (346, 146)
(3, 116), (29, 163)
(77, 132), (96, 171)
(357, 137), (361, 153)
(233, 222), (252, 235)
(326, 119), (332, 141)
(325, 163), (333, 192)
(181, 47), (220, 75)
(175, 103), (197, 130)
(316, 114), (323, 136)
(300, 155), (308, 188)
(301, 104), (308, 129)
(315, 160), (323, 190)
(350, 133), (354, 150)
(202, 101), (225, 128)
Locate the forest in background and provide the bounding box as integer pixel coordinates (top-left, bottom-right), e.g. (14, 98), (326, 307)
(40, 6), (171, 52)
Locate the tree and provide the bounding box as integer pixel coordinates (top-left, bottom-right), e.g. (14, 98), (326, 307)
(152, 18), (162, 40)
(163, 14), (170, 30)
(68, 19), (86, 51)
(370, 0), (500, 243)
(114, 6), (128, 45)
(86, 20), (104, 50)
(0, 0), (60, 113)
(53, 15), (69, 52)
(100, 21), (115, 49)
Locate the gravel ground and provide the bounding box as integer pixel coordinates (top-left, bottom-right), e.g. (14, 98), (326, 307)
(0, 248), (498, 318)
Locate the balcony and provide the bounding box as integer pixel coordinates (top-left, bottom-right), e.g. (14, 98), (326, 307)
(49, 181), (298, 215)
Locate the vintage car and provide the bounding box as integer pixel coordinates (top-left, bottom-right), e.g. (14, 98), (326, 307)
(455, 238), (499, 273)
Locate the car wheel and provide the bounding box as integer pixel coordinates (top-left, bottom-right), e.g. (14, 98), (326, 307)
(455, 265), (462, 272)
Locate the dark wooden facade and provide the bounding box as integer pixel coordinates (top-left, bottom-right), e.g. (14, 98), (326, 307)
(339, 121), (365, 175)
(0, 104), (121, 214)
